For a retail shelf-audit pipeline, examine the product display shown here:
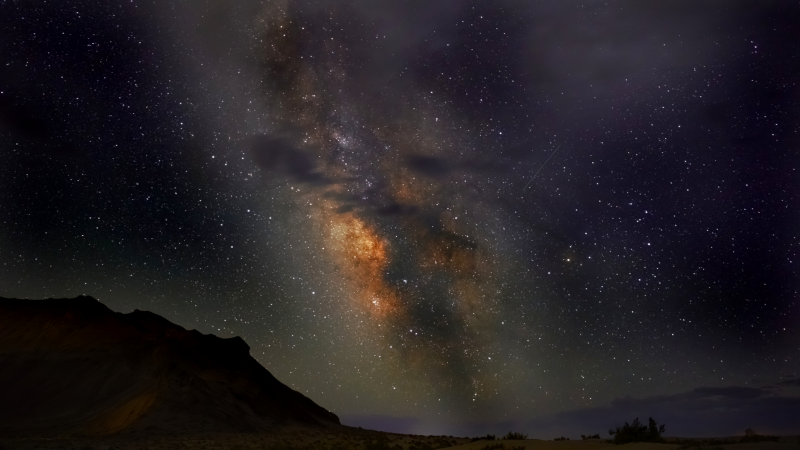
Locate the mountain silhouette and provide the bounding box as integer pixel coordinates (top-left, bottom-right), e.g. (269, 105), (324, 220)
(0, 295), (339, 437)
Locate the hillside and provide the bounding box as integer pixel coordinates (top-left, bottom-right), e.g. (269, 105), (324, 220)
(0, 296), (339, 437)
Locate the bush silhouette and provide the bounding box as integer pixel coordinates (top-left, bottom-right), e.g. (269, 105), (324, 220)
(471, 435), (497, 442)
(608, 417), (665, 444)
(581, 434), (600, 440)
(739, 428), (778, 443)
(502, 432), (528, 440)
(368, 436), (404, 450)
(480, 444), (505, 450)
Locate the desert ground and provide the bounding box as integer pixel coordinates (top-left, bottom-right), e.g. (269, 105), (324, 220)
(1, 428), (798, 450)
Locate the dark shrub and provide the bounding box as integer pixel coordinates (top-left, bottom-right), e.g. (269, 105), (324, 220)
(471, 435), (497, 442)
(502, 432), (527, 440)
(367, 436), (403, 450)
(739, 429), (779, 443)
(608, 417), (665, 445)
(480, 444), (504, 450)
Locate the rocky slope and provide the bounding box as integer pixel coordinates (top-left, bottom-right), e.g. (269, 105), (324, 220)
(0, 296), (339, 437)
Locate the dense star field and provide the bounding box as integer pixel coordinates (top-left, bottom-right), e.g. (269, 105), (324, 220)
(1, 0), (798, 437)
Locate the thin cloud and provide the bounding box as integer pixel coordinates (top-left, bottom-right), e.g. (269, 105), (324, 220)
(250, 134), (330, 186)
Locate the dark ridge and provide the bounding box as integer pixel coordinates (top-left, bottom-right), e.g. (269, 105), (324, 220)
(0, 295), (340, 437)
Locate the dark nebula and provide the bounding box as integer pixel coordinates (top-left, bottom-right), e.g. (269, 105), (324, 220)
(0, 0), (798, 437)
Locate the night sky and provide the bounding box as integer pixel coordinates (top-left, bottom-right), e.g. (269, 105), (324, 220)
(1, 0), (799, 438)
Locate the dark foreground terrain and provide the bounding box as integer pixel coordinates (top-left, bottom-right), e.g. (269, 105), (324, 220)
(1, 296), (797, 450)
(0, 431), (798, 450)
(0, 296), (338, 437)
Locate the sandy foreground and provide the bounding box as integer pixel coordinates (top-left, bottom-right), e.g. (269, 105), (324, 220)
(453, 439), (800, 450)
(1, 429), (798, 450)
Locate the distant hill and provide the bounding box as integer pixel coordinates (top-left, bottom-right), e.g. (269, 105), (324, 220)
(0, 295), (339, 437)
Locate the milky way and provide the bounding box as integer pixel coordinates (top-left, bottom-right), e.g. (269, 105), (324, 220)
(248, 2), (524, 417)
(1, 0), (798, 437)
